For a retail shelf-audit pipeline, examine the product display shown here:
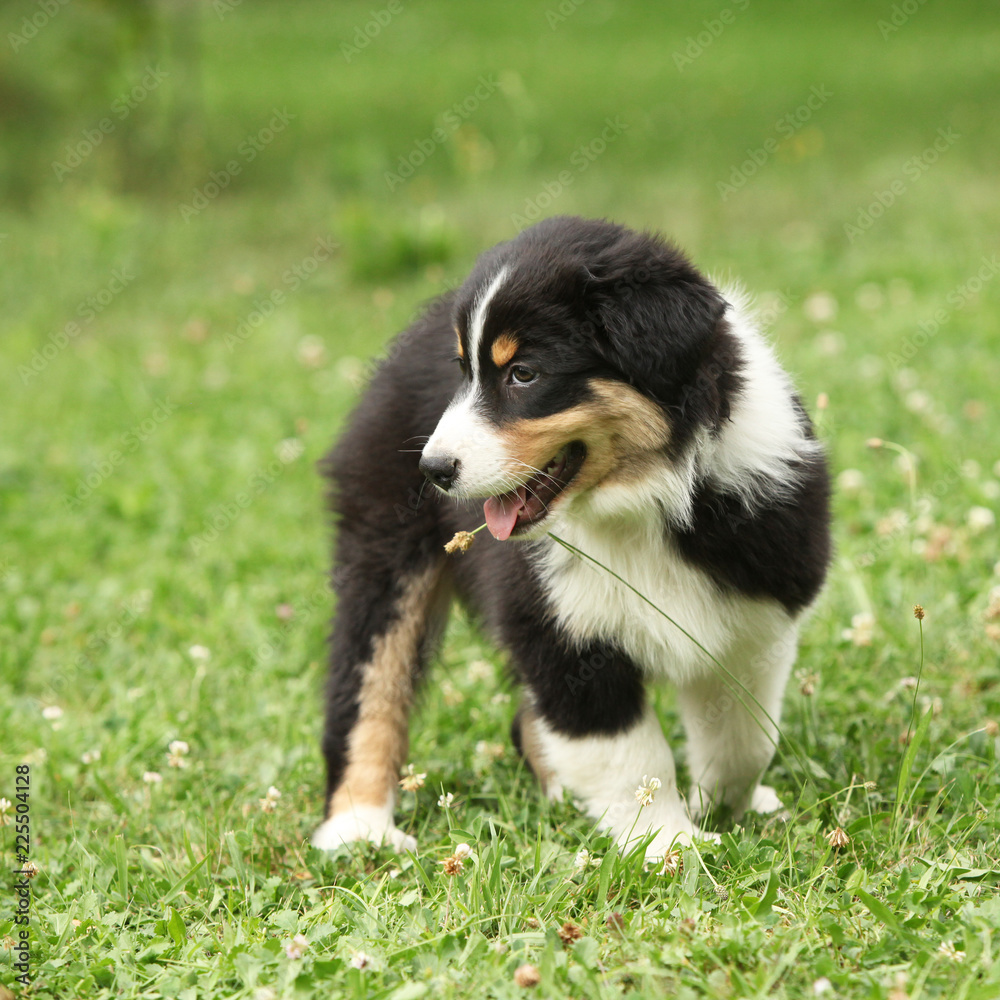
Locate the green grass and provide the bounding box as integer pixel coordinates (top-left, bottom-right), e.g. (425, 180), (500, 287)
(1, 1), (999, 996)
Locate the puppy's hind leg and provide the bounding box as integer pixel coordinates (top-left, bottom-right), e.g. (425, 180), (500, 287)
(312, 557), (449, 853)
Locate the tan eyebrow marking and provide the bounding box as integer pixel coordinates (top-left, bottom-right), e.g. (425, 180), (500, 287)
(454, 326), (464, 359)
(491, 332), (519, 368)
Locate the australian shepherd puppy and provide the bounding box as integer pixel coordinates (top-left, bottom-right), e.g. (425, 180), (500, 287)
(312, 216), (831, 858)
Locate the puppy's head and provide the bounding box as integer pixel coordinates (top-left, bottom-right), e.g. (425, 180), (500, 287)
(420, 216), (739, 539)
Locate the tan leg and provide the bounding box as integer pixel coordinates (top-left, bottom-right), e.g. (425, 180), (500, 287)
(313, 563), (448, 851)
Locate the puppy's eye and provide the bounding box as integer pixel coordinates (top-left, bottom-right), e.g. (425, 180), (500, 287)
(452, 355), (467, 375)
(509, 365), (538, 385)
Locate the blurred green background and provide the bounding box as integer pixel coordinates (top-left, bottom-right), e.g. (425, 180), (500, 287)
(3, 0), (1000, 816)
(3, 0), (1000, 802)
(2, 2), (1000, 996)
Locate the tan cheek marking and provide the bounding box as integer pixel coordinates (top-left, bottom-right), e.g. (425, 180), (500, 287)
(497, 378), (671, 491)
(328, 563), (448, 815)
(455, 327), (464, 359)
(491, 332), (519, 368)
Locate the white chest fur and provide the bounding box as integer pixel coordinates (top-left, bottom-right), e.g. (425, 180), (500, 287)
(533, 509), (793, 685)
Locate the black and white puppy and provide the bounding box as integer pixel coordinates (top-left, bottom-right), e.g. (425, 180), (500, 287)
(312, 216), (830, 858)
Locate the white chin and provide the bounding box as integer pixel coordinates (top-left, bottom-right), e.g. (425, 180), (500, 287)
(508, 518), (551, 541)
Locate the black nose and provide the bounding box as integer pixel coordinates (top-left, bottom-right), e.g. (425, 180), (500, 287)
(419, 454), (459, 490)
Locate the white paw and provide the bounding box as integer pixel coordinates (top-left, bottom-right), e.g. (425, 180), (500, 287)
(616, 807), (721, 861)
(544, 780), (566, 802)
(748, 784), (783, 815)
(632, 825), (720, 861)
(311, 806), (417, 853)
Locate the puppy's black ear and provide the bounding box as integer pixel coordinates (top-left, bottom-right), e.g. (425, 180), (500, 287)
(582, 230), (740, 436)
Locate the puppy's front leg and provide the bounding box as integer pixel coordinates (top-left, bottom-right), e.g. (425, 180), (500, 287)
(508, 628), (712, 858)
(312, 561), (447, 853)
(677, 630), (797, 821)
(522, 701), (708, 858)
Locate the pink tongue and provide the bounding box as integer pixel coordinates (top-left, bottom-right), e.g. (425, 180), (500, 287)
(483, 489), (525, 541)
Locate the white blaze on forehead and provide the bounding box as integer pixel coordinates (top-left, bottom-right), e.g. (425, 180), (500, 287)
(467, 266), (509, 378)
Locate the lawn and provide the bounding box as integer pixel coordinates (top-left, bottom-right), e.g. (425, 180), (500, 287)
(1, 1), (999, 997)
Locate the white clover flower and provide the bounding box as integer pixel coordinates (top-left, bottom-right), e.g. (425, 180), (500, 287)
(42, 705), (64, 721)
(967, 506), (996, 534)
(876, 509), (908, 536)
(635, 775), (662, 807)
(804, 291), (838, 322)
(188, 644), (211, 661)
(466, 659), (493, 682)
(297, 335), (328, 368)
(938, 941), (965, 962)
(350, 951), (371, 970)
(987, 586), (1000, 620)
(437, 792), (454, 809)
(0, 798), (11, 827)
(259, 786), (282, 813)
(81, 749), (101, 765)
(440, 680), (464, 706)
(167, 740), (190, 768)
(284, 933), (308, 960)
(143, 771), (163, 784)
(842, 612), (875, 647)
(475, 740), (504, 761)
(276, 438), (305, 464)
(836, 469), (865, 495)
(398, 764), (426, 792)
